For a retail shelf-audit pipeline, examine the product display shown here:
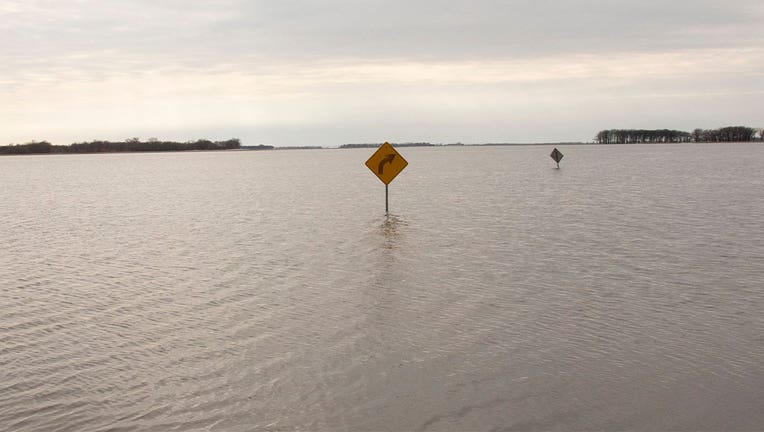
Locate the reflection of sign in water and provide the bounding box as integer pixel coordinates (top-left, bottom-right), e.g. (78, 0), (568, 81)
(365, 142), (408, 185)
(550, 148), (563, 168)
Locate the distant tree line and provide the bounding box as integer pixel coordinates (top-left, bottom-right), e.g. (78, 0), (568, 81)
(240, 144), (276, 150)
(595, 129), (692, 144)
(595, 126), (760, 144)
(0, 138), (242, 155)
(691, 127), (758, 143)
(340, 142), (435, 149)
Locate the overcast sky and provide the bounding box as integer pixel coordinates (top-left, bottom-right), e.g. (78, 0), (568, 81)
(2, 0), (763, 146)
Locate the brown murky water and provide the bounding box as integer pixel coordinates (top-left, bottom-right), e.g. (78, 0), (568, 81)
(2, 144), (763, 431)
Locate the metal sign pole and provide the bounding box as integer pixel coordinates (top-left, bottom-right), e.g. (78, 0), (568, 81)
(385, 184), (389, 215)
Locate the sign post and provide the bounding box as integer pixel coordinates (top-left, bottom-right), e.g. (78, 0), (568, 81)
(550, 147), (563, 169)
(385, 184), (389, 214)
(365, 142), (408, 215)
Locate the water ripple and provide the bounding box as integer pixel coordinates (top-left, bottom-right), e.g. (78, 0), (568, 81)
(1, 146), (763, 431)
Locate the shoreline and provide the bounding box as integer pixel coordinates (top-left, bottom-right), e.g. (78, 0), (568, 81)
(2, 140), (761, 157)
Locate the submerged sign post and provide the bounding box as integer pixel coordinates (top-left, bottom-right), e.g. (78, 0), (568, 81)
(550, 147), (563, 169)
(365, 142), (408, 215)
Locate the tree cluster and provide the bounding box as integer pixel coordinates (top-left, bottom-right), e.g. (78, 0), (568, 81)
(691, 127), (758, 143)
(1, 138), (241, 155)
(594, 129), (692, 144)
(595, 126), (760, 144)
(0, 141), (56, 154)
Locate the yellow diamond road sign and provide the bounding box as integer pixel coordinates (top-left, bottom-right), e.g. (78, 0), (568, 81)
(365, 142), (408, 185)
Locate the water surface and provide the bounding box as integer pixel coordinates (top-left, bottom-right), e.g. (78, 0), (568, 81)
(2, 144), (763, 431)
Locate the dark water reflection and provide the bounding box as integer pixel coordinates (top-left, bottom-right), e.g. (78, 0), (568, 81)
(1, 144), (763, 431)
(378, 214), (406, 249)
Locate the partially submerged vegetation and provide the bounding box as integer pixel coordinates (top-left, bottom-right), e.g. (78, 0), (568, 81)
(1, 138), (243, 155)
(594, 126), (761, 144)
(5, 126), (761, 156)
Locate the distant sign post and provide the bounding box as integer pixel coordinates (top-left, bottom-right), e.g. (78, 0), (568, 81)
(365, 142), (408, 215)
(550, 148), (563, 169)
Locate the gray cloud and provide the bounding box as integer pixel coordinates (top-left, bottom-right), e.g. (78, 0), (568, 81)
(3, 0), (762, 71)
(3, 0), (763, 145)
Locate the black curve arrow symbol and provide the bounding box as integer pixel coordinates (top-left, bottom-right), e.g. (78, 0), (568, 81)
(378, 154), (395, 174)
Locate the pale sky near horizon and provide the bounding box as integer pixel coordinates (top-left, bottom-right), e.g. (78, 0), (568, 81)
(2, 0), (763, 147)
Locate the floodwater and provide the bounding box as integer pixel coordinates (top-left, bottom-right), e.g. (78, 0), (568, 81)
(1, 144), (763, 431)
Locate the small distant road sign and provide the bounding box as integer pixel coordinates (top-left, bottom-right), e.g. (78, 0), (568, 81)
(365, 142), (408, 185)
(550, 148), (563, 168)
